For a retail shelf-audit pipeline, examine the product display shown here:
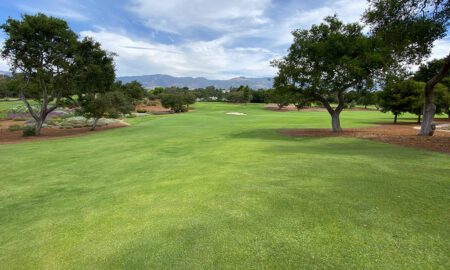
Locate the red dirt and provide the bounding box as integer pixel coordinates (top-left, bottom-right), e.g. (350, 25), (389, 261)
(135, 103), (168, 112)
(0, 121), (130, 146)
(265, 104), (378, 112)
(278, 119), (450, 154)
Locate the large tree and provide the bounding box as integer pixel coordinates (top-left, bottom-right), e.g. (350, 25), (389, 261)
(1, 13), (78, 135)
(364, 0), (449, 135)
(272, 16), (387, 131)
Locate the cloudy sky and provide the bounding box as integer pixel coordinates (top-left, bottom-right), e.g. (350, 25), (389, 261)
(0, 0), (448, 79)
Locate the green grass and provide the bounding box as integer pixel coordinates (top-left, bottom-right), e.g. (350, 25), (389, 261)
(0, 102), (449, 269)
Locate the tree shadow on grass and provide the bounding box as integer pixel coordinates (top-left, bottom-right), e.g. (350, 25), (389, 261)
(228, 128), (436, 159)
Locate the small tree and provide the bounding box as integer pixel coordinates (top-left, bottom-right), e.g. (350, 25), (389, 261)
(292, 92), (312, 111)
(377, 78), (422, 123)
(357, 91), (376, 109)
(79, 91), (133, 130)
(1, 13), (78, 135)
(265, 88), (292, 109)
(116, 80), (146, 105)
(160, 88), (195, 112)
(0, 74), (11, 98)
(433, 84), (450, 119)
(225, 91), (245, 103)
(242, 85), (251, 103)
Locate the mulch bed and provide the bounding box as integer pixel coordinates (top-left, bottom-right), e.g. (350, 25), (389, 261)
(278, 119), (450, 154)
(0, 121), (130, 146)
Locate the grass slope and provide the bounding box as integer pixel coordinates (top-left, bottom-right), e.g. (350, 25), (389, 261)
(0, 102), (449, 269)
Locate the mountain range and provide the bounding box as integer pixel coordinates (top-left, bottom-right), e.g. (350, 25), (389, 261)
(0, 71), (274, 89)
(117, 74), (273, 89)
(0, 70), (12, 76)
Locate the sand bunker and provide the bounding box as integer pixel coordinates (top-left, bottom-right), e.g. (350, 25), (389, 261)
(226, 112), (247, 116)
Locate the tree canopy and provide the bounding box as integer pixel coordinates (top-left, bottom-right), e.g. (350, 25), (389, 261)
(1, 13), (78, 135)
(272, 15), (387, 131)
(364, 0), (450, 135)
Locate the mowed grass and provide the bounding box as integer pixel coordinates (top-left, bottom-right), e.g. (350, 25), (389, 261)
(0, 102), (449, 269)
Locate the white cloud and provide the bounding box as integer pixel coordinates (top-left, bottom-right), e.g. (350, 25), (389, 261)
(128, 0), (271, 34)
(18, 1), (89, 21)
(80, 29), (278, 79)
(273, 0), (367, 45)
(428, 38), (450, 61)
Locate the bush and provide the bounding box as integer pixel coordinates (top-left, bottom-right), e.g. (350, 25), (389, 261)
(13, 117), (25, 121)
(22, 126), (35, 136)
(126, 114), (136, 118)
(136, 109), (147, 113)
(151, 102), (158, 106)
(8, 124), (22, 131)
(60, 113), (76, 119)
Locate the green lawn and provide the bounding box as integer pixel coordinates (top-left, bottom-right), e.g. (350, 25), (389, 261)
(0, 102), (449, 269)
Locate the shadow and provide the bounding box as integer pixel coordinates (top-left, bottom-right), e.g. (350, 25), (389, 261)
(228, 128), (315, 142)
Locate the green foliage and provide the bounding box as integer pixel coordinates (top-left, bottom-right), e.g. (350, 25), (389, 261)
(22, 126), (35, 137)
(71, 37), (116, 99)
(160, 88), (196, 112)
(8, 124), (22, 131)
(264, 88), (292, 109)
(79, 91), (133, 129)
(272, 15), (387, 130)
(0, 74), (11, 98)
(250, 89), (266, 103)
(364, 0), (448, 64)
(377, 78), (424, 122)
(136, 109), (147, 113)
(241, 85), (251, 103)
(115, 80), (147, 104)
(433, 83), (450, 117)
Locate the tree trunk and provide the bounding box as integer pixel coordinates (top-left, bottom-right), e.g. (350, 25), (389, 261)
(419, 52), (450, 136)
(34, 118), (43, 136)
(394, 113), (398, 124)
(417, 114), (421, 124)
(91, 118), (99, 131)
(331, 111), (342, 132)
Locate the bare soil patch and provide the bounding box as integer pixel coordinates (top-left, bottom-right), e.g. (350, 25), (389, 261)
(278, 119), (450, 154)
(0, 120), (130, 146)
(264, 104), (378, 112)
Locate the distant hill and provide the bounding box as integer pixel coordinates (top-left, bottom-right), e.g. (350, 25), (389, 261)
(116, 74), (273, 89)
(0, 71), (11, 76)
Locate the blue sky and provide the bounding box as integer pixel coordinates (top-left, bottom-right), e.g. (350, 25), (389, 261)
(0, 0), (449, 79)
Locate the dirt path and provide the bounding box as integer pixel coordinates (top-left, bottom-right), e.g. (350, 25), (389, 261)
(0, 121), (130, 146)
(278, 120), (450, 154)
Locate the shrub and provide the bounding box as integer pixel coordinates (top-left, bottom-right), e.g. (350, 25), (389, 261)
(151, 102), (158, 106)
(136, 109), (147, 113)
(13, 117), (25, 121)
(126, 114), (136, 118)
(8, 124), (22, 131)
(60, 113), (77, 119)
(22, 126), (35, 136)
(349, 101), (357, 108)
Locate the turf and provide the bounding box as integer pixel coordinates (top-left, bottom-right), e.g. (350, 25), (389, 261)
(0, 102), (449, 269)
